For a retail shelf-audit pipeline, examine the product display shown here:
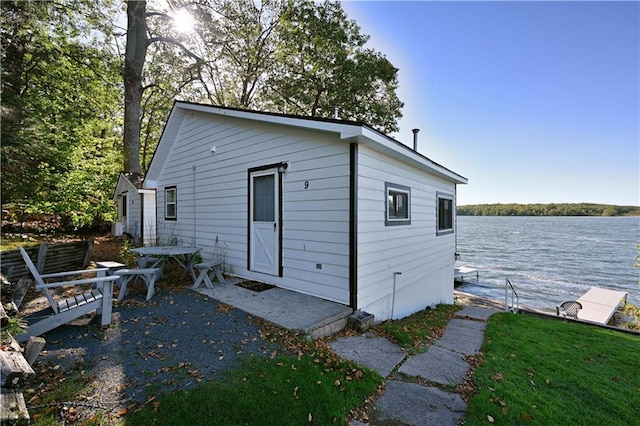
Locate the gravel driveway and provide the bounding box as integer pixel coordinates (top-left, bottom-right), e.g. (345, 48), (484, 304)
(29, 288), (281, 421)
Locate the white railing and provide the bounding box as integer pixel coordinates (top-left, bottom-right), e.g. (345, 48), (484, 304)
(505, 278), (519, 312)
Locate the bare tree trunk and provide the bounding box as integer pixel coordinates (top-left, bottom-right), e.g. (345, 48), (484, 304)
(123, 0), (148, 174)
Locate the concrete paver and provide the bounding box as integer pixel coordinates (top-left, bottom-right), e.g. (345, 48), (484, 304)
(344, 306), (497, 425)
(457, 305), (498, 321)
(373, 380), (467, 426)
(330, 332), (406, 377)
(435, 318), (486, 355)
(198, 280), (499, 426)
(398, 345), (470, 386)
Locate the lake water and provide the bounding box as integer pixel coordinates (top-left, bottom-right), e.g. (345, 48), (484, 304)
(454, 216), (639, 311)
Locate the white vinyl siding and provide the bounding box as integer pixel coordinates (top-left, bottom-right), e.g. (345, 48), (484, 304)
(147, 103), (466, 321)
(357, 145), (457, 321)
(113, 175), (156, 245)
(154, 113), (351, 304)
(141, 191), (156, 245)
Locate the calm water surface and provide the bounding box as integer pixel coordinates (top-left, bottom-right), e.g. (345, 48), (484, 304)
(454, 216), (639, 310)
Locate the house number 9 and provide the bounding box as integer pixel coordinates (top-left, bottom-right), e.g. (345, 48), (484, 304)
(304, 181), (309, 189)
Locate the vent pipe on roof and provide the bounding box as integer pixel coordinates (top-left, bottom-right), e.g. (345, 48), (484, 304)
(412, 128), (420, 150)
(334, 107), (339, 120)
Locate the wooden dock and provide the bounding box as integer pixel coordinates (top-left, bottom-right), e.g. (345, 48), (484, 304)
(576, 287), (628, 325)
(454, 267), (479, 283)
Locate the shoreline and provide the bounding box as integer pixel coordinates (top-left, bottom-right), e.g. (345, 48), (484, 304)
(454, 290), (553, 315)
(454, 290), (640, 336)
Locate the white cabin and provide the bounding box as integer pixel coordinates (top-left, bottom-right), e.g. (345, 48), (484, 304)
(112, 172), (156, 246)
(144, 102), (468, 321)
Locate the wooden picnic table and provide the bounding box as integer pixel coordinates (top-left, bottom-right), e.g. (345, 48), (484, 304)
(130, 246), (201, 283)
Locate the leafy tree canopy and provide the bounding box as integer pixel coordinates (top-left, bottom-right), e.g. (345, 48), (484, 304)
(1, 0), (122, 229)
(1, 0), (404, 230)
(267, 0), (403, 133)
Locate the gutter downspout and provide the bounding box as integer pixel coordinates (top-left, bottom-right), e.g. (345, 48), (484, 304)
(349, 143), (358, 310)
(139, 192), (144, 245)
(193, 165), (197, 247)
(391, 272), (402, 320)
(455, 185), (460, 260)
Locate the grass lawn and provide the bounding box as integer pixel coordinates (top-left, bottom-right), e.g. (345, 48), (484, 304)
(9, 244), (636, 426)
(465, 312), (640, 425)
(375, 303), (461, 352)
(18, 302), (640, 425)
(121, 304), (463, 425)
(124, 353), (381, 425)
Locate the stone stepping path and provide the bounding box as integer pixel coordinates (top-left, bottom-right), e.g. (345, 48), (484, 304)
(330, 332), (406, 378)
(333, 305), (500, 426)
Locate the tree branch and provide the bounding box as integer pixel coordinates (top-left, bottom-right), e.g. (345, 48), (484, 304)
(145, 11), (172, 20)
(147, 36), (203, 63)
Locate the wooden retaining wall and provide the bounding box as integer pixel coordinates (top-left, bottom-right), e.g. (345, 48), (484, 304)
(0, 240), (93, 281)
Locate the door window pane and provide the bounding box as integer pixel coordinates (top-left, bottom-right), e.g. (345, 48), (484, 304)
(253, 175), (275, 222)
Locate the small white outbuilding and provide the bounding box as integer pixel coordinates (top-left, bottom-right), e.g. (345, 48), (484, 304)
(112, 172), (156, 246)
(143, 101), (467, 322)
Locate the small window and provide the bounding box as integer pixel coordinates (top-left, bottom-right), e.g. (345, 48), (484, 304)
(165, 186), (177, 220)
(121, 193), (128, 218)
(385, 183), (411, 226)
(437, 192), (454, 235)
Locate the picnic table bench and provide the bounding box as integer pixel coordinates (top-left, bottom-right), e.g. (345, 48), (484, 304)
(191, 260), (226, 291)
(114, 268), (160, 301)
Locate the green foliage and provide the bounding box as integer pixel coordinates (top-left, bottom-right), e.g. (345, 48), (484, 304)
(1, 0), (404, 231)
(119, 240), (137, 266)
(1, 0), (123, 230)
(268, 0), (403, 133)
(457, 203), (640, 217)
(165, 0), (403, 133)
(1, 317), (26, 338)
(186, 0), (281, 109)
(125, 354), (381, 425)
(618, 304), (640, 331)
(465, 313), (640, 425)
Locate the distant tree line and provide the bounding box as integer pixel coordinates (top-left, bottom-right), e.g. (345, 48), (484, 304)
(457, 203), (640, 217)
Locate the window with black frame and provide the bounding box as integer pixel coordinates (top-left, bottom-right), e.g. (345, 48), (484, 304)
(437, 192), (454, 235)
(385, 182), (411, 226)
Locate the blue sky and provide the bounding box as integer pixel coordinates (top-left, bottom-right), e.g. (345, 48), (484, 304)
(340, 1), (639, 206)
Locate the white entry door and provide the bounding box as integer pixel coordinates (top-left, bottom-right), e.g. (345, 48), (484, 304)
(250, 169), (280, 275)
